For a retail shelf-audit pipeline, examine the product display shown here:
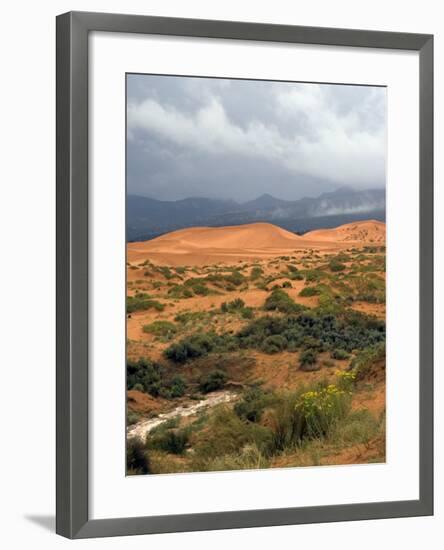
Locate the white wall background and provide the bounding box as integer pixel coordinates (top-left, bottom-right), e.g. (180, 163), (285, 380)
(0, 0), (441, 548)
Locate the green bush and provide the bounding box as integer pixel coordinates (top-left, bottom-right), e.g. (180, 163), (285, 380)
(336, 370), (356, 392)
(157, 266), (174, 280)
(264, 289), (305, 313)
(207, 270), (246, 289)
(192, 408), (273, 460)
(165, 309), (385, 362)
(295, 384), (351, 438)
(164, 333), (238, 363)
(240, 307), (254, 319)
(288, 271), (304, 281)
(127, 295), (165, 313)
(127, 438), (150, 474)
(282, 281), (292, 288)
(169, 376), (187, 398)
(234, 388), (277, 422)
(329, 260), (346, 272)
(349, 343), (385, 380)
(225, 270), (246, 286)
(168, 284), (193, 299)
(195, 444), (269, 472)
(299, 286), (321, 297)
(331, 348), (350, 360)
(302, 270), (322, 282)
(127, 358), (187, 398)
(184, 278), (211, 296)
(299, 349), (318, 371)
(261, 334), (288, 354)
(221, 298), (245, 313)
(127, 411), (140, 426)
(174, 311), (207, 324)
(142, 320), (177, 338)
(250, 266), (264, 280)
(147, 428), (190, 455)
(199, 370), (227, 393)
(264, 392), (303, 452)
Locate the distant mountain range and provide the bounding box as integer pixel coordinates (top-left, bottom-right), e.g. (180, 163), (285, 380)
(127, 187), (385, 242)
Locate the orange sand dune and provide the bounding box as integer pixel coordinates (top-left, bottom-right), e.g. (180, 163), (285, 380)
(304, 220), (386, 244)
(127, 221), (386, 266)
(134, 223), (302, 251)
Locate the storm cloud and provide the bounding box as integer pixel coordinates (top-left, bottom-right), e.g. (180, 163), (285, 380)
(127, 74), (386, 202)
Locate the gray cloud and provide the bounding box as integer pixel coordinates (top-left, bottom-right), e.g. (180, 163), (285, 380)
(127, 74), (386, 202)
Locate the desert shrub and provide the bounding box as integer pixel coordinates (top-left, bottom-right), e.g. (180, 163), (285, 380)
(127, 358), (187, 398)
(174, 311), (207, 324)
(334, 253), (349, 263)
(332, 409), (381, 446)
(234, 388), (277, 423)
(225, 270), (246, 286)
(264, 289), (305, 314)
(250, 266), (264, 280)
(295, 385), (351, 439)
(282, 281), (292, 288)
(329, 260), (346, 272)
(299, 349), (318, 370)
(165, 334), (214, 362)
(192, 408), (273, 460)
(127, 296), (165, 313)
(301, 335), (325, 351)
(126, 438), (150, 474)
(331, 348), (350, 360)
(142, 320), (177, 338)
(287, 264), (299, 273)
(127, 411), (140, 426)
(196, 444), (269, 472)
(299, 286), (321, 297)
(168, 284), (193, 299)
(353, 275), (386, 303)
(220, 298), (245, 313)
(349, 343), (385, 380)
(169, 376), (187, 398)
(265, 392), (303, 452)
(199, 370), (227, 393)
(174, 266), (187, 274)
(165, 309), (385, 362)
(240, 307), (254, 319)
(149, 418), (179, 435)
(127, 358), (163, 395)
(302, 270), (323, 282)
(204, 270), (246, 290)
(147, 428), (190, 455)
(315, 291), (345, 315)
(184, 278), (211, 296)
(261, 334), (288, 354)
(164, 333), (238, 363)
(336, 370), (356, 392)
(157, 266), (174, 280)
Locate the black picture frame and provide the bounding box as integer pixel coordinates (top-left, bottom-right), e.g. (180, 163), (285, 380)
(56, 11), (434, 539)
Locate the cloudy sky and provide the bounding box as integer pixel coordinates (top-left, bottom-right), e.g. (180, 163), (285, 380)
(127, 74), (386, 202)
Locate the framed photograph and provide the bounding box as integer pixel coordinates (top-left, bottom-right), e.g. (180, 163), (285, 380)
(56, 11), (434, 539)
